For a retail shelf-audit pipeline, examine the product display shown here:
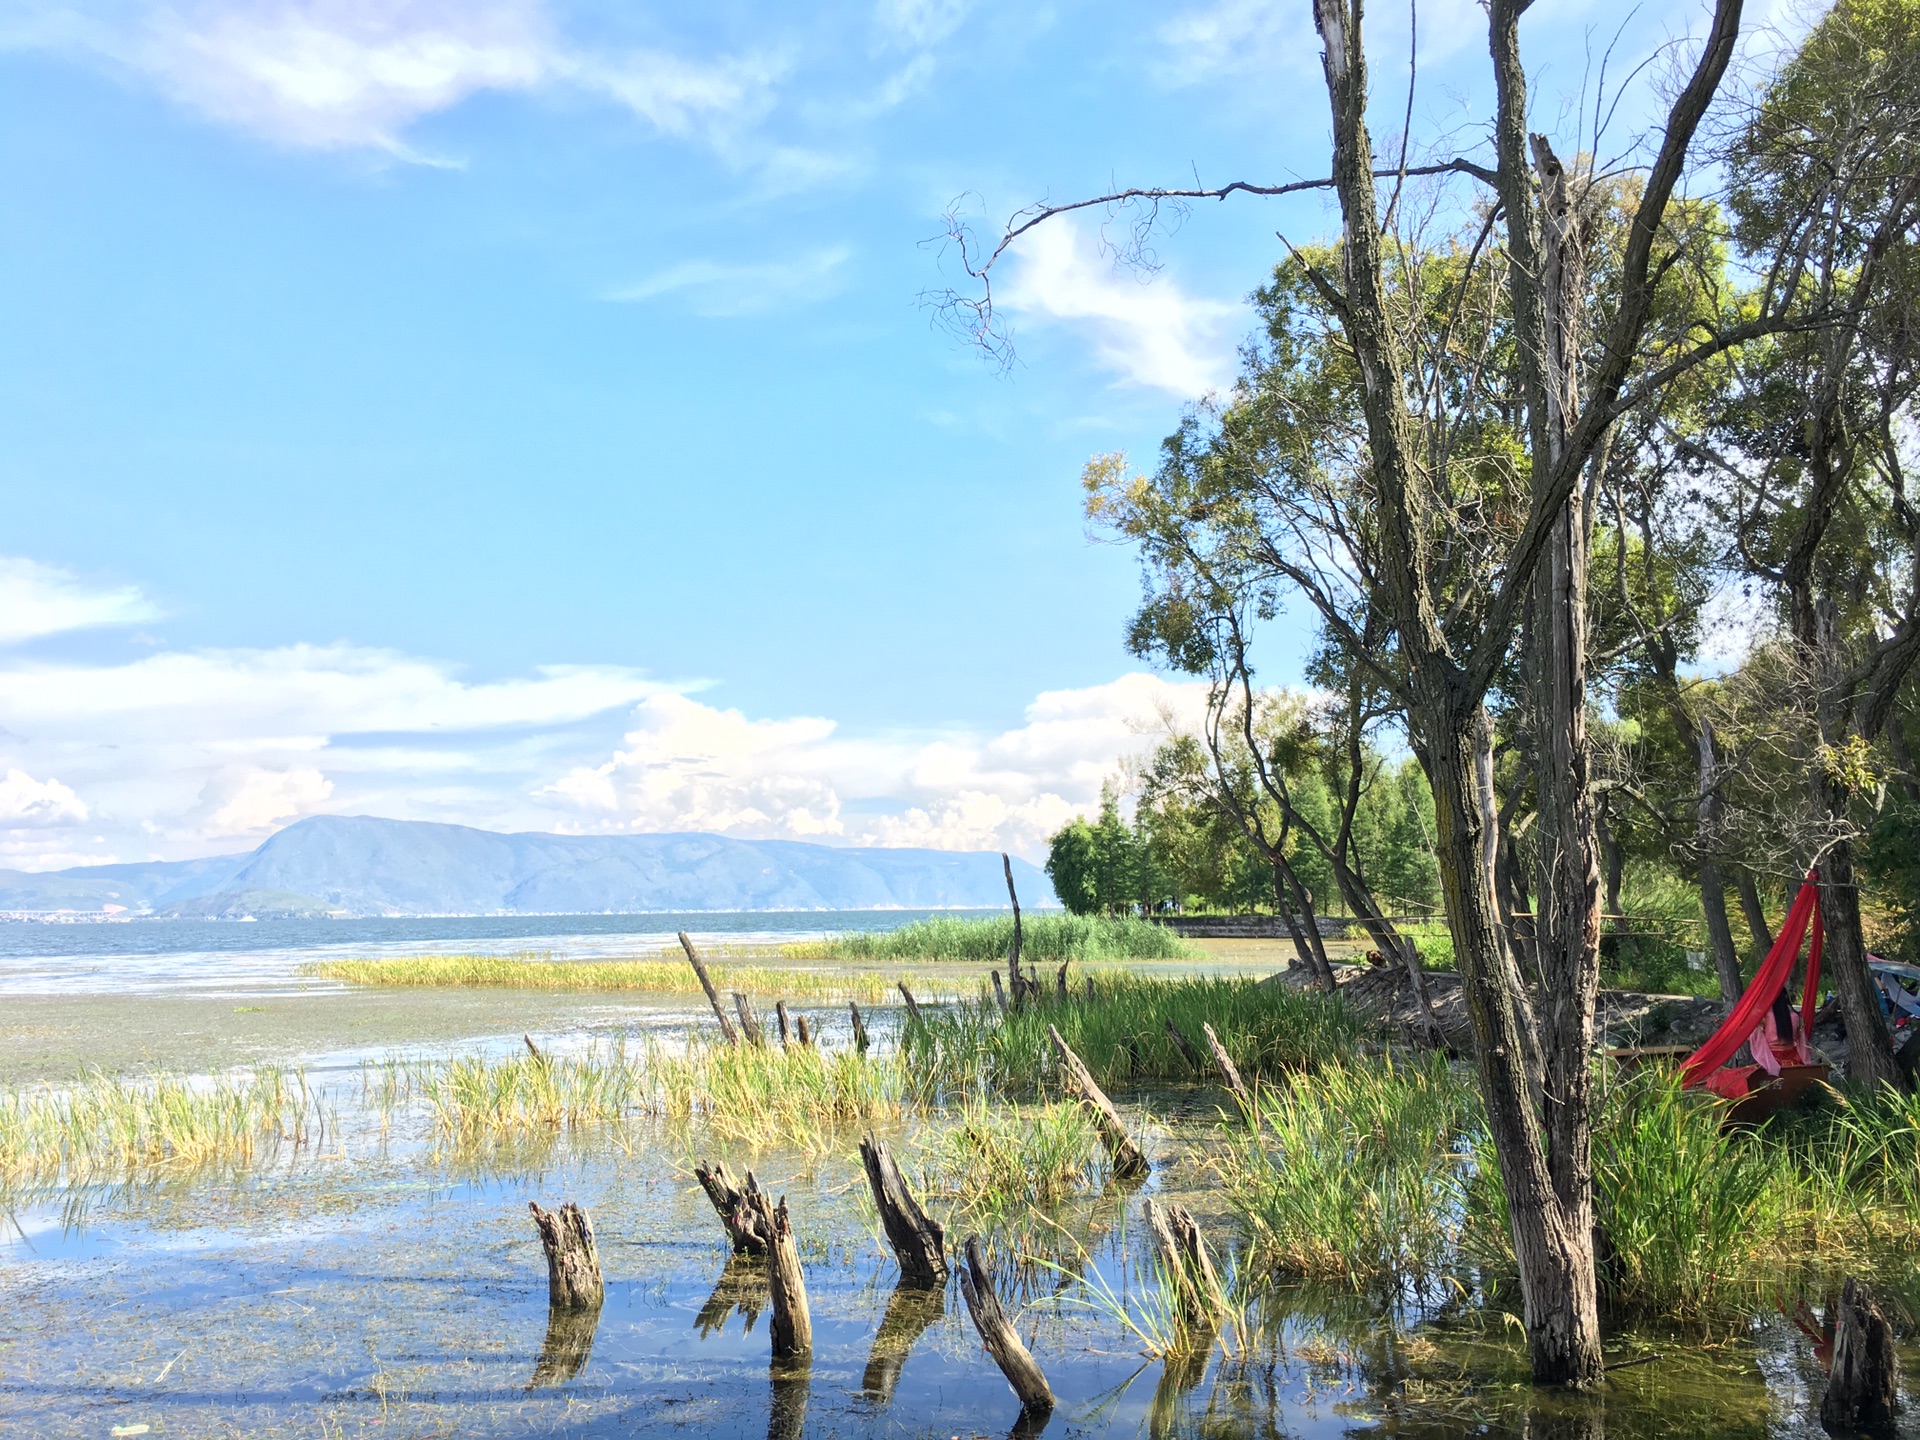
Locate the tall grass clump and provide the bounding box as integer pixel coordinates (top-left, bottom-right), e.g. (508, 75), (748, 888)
(425, 1046), (647, 1138)
(0, 1067), (313, 1181)
(913, 1095), (1106, 1224)
(307, 954), (930, 1002)
(901, 974), (1364, 1094)
(786, 913), (1196, 964)
(1216, 1056), (1474, 1283)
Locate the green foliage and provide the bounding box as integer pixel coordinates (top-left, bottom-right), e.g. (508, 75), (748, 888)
(794, 913), (1195, 963)
(912, 1094), (1107, 1225)
(1046, 784), (1171, 915)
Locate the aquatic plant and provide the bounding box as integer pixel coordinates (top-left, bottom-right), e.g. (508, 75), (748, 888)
(913, 1094), (1106, 1224)
(306, 953), (942, 1003)
(784, 913), (1197, 964)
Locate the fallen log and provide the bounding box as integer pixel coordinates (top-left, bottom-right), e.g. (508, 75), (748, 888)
(528, 1201), (603, 1311)
(1164, 1018), (1204, 1073)
(1821, 1277), (1897, 1435)
(732, 992), (766, 1047)
(1046, 1024), (1149, 1178)
(859, 1134), (947, 1285)
(742, 1188), (812, 1359)
(959, 1233), (1053, 1414)
(695, 1160), (770, 1255)
(1201, 1022), (1255, 1114)
(897, 982), (923, 1024)
(679, 931), (739, 1045)
(1142, 1197), (1224, 1330)
(849, 999), (870, 1054)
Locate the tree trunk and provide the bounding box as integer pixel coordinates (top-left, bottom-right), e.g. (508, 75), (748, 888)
(528, 1201), (604, 1311)
(1142, 1198), (1224, 1332)
(1735, 869), (1774, 954)
(1048, 1024), (1150, 1176)
(742, 1188), (812, 1359)
(1201, 1021), (1255, 1115)
(958, 1234), (1054, 1413)
(849, 999), (870, 1053)
(1165, 1018), (1204, 1073)
(695, 1160), (770, 1256)
(1820, 1277), (1898, 1435)
(1700, 857), (1745, 1002)
(896, 982), (923, 1024)
(732, 992), (766, 1047)
(775, 1000), (794, 1047)
(679, 931), (739, 1045)
(859, 1134), (948, 1286)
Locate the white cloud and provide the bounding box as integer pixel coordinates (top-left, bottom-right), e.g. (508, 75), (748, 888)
(208, 765), (333, 835)
(607, 246), (852, 316)
(1001, 219), (1240, 396)
(0, 770), (89, 827)
(1157, 0), (1305, 84)
(874, 0), (971, 49)
(0, 557), (160, 646)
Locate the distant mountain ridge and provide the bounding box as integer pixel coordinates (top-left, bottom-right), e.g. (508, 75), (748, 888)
(0, 816), (1060, 919)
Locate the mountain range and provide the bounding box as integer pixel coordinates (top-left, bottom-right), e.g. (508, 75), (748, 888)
(0, 815), (1059, 918)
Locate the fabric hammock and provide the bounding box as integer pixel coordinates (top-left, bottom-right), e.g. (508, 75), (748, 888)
(1679, 871), (1824, 1089)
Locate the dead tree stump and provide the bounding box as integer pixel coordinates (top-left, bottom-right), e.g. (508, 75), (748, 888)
(849, 999), (870, 1054)
(1056, 962), (1070, 1002)
(679, 931), (739, 1044)
(742, 1188), (812, 1359)
(1047, 1024), (1149, 1177)
(1821, 1277), (1897, 1435)
(1202, 1022), (1255, 1114)
(1142, 1197), (1224, 1331)
(1164, 1018), (1204, 1073)
(795, 1014), (813, 1047)
(776, 1000), (794, 1047)
(897, 982), (923, 1024)
(859, 1134), (947, 1285)
(991, 970), (1009, 1014)
(528, 1201), (603, 1311)
(732, 992), (766, 1046)
(959, 1233), (1054, 1414)
(695, 1160), (770, 1255)
(1085, 976), (1096, 1003)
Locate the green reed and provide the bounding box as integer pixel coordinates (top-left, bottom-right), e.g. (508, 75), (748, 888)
(784, 913), (1197, 964)
(306, 953), (941, 1002)
(913, 1094), (1107, 1225)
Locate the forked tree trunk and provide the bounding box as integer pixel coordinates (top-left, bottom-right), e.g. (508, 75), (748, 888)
(742, 1188), (811, 1359)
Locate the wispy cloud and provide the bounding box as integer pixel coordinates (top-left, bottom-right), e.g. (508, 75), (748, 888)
(0, 557), (160, 646)
(607, 246), (852, 316)
(1001, 218), (1240, 396)
(873, 0), (972, 50)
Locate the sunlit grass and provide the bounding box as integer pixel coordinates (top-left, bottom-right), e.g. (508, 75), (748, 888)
(784, 913), (1197, 963)
(306, 953), (943, 1003)
(913, 1094), (1107, 1225)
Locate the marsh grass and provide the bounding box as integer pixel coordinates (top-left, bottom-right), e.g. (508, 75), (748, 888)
(0, 1067), (321, 1182)
(306, 953), (942, 1002)
(901, 974), (1364, 1093)
(785, 913), (1196, 963)
(913, 1094), (1106, 1225)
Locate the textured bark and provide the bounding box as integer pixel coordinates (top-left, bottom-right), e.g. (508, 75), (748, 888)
(696, 1160), (770, 1256)
(775, 1000), (794, 1048)
(897, 982), (923, 1024)
(1048, 1024), (1150, 1176)
(1164, 1018), (1205, 1073)
(1201, 1022), (1254, 1114)
(958, 1234), (1054, 1413)
(527, 1304), (600, 1389)
(1821, 1277), (1897, 1435)
(1736, 870), (1775, 954)
(1141, 1198), (1223, 1331)
(528, 1201), (603, 1311)
(849, 999), (870, 1054)
(859, 1134), (948, 1285)
(742, 1188), (811, 1359)
(679, 931), (740, 1045)
(860, 1283), (944, 1405)
(991, 970), (1009, 1015)
(733, 992), (767, 1047)
(794, 1014), (813, 1047)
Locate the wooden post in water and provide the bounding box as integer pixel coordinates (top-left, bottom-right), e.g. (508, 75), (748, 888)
(897, 981), (923, 1025)
(1047, 1024), (1149, 1177)
(990, 970), (1009, 1015)
(1164, 1018), (1204, 1074)
(849, 999), (870, 1054)
(958, 1234), (1053, 1414)
(859, 1134), (947, 1285)
(1056, 962), (1069, 1003)
(679, 931), (739, 1045)
(1142, 1198), (1224, 1330)
(742, 1188), (812, 1359)
(732, 992), (766, 1046)
(1002, 853), (1026, 1008)
(776, 1000), (794, 1047)
(1822, 1277), (1897, 1434)
(695, 1160), (770, 1255)
(528, 1201), (603, 1311)
(794, 1014), (813, 1047)
(1201, 1022), (1255, 1114)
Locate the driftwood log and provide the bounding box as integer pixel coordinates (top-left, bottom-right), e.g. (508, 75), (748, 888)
(742, 1188), (812, 1359)
(1164, 1018), (1204, 1073)
(991, 970), (1009, 1014)
(897, 981), (923, 1024)
(795, 1014), (813, 1047)
(959, 1234), (1053, 1413)
(528, 1201), (603, 1311)
(1047, 1024), (1150, 1178)
(1821, 1277), (1897, 1435)
(776, 1000), (794, 1047)
(1202, 1021), (1255, 1113)
(679, 931), (739, 1044)
(849, 999), (870, 1054)
(859, 1134), (947, 1285)
(695, 1160), (770, 1255)
(733, 992), (766, 1046)
(1142, 1197), (1224, 1330)
(861, 1283), (943, 1405)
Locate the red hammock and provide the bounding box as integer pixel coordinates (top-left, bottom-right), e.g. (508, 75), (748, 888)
(1680, 871), (1823, 1096)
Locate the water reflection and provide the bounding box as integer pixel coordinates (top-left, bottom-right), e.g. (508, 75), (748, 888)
(695, 1256), (769, 1338)
(859, 1282), (944, 1405)
(767, 1360), (809, 1440)
(527, 1304), (600, 1389)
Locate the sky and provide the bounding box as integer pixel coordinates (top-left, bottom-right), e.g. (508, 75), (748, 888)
(0, 0), (1795, 871)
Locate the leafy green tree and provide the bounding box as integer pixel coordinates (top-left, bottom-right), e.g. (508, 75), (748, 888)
(1044, 819), (1099, 916)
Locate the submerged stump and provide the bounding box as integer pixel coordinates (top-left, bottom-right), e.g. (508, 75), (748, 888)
(1822, 1277), (1897, 1436)
(991, 970), (1010, 1015)
(696, 1160), (771, 1256)
(1047, 1024), (1149, 1178)
(733, 991), (767, 1047)
(959, 1233), (1054, 1414)
(528, 1201), (603, 1311)
(679, 930), (740, 1045)
(1201, 1021), (1255, 1114)
(1142, 1197), (1224, 1331)
(742, 1188), (812, 1359)
(849, 999), (870, 1054)
(776, 1000), (794, 1047)
(1164, 1018), (1204, 1073)
(897, 981), (923, 1024)
(859, 1133), (948, 1285)
(794, 1013), (813, 1047)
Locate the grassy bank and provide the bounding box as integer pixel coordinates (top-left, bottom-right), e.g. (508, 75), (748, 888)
(784, 913), (1196, 963)
(306, 953), (942, 1003)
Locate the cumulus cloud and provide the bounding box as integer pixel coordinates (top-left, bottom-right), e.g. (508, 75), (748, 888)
(1001, 219), (1240, 396)
(0, 770), (89, 827)
(0, 557), (160, 646)
(207, 765), (333, 835)
(607, 246), (851, 316)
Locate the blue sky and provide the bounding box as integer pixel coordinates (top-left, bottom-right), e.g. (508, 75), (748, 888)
(0, 0), (1786, 870)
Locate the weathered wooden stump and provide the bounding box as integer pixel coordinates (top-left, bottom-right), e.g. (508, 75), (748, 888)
(859, 1133), (948, 1285)
(1164, 1018), (1204, 1073)
(695, 1159), (771, 1255)
(897, 981), (923, 1024)
(991, 970), (1009, 1014)
(693, 1255), (768, 1337)
(679, 930), (740, 1044)
(958, 1234), (1054, 1414)
(860, 1282), (944, 1405)
(1142, 1197), (1224, 1331)
(776, 1000), (794, 1047)
(1056, 962), (1070, 1002)
(527, 1304), (600, 1389)
(742, 1188), (812, 1359)
(794, 1014), (813, 1047)
(528, 1201), (603, 1311)
(1821, 1277), (1897, 1435)
(1201, 1022), (1255, 1114)
(849, 999), (870, 1054)
(1085, 976), (1096, 1004)
(733, 992), (766, 1046)
(1048, 1024), (1149, 1177)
